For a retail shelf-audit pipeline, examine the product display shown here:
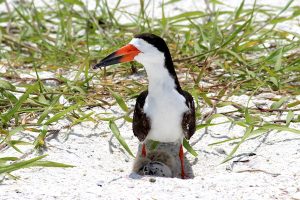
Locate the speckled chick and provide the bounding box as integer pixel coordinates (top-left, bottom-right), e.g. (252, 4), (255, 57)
(132, 150), (176, 177)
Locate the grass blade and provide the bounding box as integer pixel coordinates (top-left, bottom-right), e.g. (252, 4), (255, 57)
(37, 95), (61, 124)
(259, 124), (300, 134)
(0, 155), (47, 174)
(109, 88), (128, 112)
(2, 83), (38, 124)
(109, 120), (134, 157)
(0, 80), (16, 90)
(183, 138), (198, 157)
(0, 155), (73, 174)
(222, 125), (254, 163)
(44, 104), (79, 125)
(286, 111), (294, 126)
(235, 0), (245, 19)
(270, 97), (288, 109)
(27, 161), (74, 168)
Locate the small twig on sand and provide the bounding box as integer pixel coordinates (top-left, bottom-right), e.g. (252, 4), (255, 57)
(255, 106), (300, 112)
(236, 169), (280, 177)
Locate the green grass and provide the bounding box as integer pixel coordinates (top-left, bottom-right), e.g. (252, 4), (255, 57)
(0, 0), (300, 177)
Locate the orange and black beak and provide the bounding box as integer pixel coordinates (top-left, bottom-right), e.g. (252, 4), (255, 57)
(93, 44), (141, 69)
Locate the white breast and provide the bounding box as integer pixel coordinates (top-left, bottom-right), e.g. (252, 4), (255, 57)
(144, 89), (188, 143)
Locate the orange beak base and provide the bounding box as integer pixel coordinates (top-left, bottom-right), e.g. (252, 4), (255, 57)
(93, 44), (141, 69)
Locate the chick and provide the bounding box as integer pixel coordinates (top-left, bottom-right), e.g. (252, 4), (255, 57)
(132, 150), (176, 178)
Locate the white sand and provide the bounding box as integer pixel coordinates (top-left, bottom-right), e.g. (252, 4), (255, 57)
(1, 101), (300, 199)
(1, 0), (300, 199)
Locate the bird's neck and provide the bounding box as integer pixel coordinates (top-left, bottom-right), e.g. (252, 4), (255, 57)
(143, 59), (181, 96)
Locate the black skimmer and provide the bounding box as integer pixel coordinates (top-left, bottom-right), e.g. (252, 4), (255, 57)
(93, 33), (196, 178)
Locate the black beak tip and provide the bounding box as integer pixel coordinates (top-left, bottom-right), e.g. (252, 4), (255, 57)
(92, 63), (102, 69)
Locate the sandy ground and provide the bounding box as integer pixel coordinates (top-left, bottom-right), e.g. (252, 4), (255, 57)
(1, 100), (300, 200)
(1, 0), (300, 199)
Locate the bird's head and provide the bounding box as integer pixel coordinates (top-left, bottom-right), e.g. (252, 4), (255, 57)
(93, 33), (170, 69)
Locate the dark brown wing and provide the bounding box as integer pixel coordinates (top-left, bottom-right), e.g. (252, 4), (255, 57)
(132, 90), (150, 142)
(181, 90), (196, 139)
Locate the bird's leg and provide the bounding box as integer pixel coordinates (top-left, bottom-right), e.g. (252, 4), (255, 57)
(141, 143), (147, 157)
(179, 144), (185, 179)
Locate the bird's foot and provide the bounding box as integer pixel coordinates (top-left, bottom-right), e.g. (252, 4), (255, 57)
(181, 173), (190, 179)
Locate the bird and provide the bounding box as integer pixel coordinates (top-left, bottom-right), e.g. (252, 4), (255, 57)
(93, 33), (196, 178)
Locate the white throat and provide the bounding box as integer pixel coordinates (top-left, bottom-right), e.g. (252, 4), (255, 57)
(142, 59), (176, 95)
(129, 38), (176, 95)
